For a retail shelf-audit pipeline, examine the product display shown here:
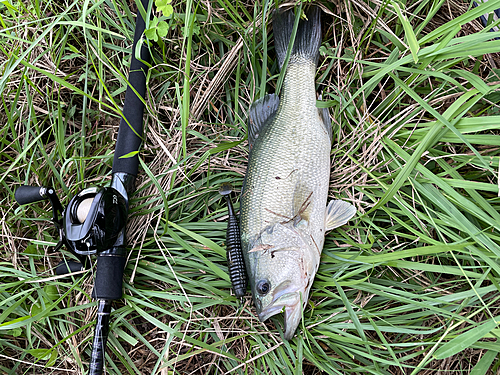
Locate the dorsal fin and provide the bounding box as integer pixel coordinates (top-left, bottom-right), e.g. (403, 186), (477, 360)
(248, 94), (279, 148)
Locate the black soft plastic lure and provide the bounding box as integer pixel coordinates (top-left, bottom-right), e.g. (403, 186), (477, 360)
(219, 183), (248, 299)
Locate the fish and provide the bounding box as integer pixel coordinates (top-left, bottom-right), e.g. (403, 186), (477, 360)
(239, 6), (357, 340)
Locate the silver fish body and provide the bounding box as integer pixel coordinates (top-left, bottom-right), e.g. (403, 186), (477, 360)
(240, 7), (356, 340)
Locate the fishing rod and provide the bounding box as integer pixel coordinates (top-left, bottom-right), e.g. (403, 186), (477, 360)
(15, 0), (151, 373)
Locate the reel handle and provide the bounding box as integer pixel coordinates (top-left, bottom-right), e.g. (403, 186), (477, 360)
(56, 261), (84, 275)
(15, 185), (49, 205)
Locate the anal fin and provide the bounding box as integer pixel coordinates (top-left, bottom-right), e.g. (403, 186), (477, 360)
(317, 94), (332, 142)
(325, 200), (356, 231)
(318, 107), (332, 143)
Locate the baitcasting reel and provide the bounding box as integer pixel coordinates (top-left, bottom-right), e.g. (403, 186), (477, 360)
(15, 173), (131, 276)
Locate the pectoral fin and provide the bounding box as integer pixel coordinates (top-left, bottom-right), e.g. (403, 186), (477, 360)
(248, 94), (279, 148)
(325, 200), (356, 231)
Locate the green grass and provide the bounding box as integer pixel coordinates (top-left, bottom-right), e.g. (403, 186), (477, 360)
(1, 0), (500, 373)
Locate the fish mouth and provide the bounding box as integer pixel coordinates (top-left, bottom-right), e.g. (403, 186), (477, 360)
(257, 280), (303, 340)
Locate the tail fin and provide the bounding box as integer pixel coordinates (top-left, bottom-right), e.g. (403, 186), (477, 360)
(273, 6), (321, 69)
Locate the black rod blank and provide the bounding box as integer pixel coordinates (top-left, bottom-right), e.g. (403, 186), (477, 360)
(88, 300), (112, 375)
(112, 0), (151, 176)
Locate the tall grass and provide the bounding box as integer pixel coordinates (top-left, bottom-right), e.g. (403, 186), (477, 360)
(1, 0), (500, 374)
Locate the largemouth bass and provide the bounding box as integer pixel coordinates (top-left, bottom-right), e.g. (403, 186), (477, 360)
(240, 6), (357, 340)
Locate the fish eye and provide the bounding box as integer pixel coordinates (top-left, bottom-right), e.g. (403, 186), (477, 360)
(257, 280), (270, 295)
